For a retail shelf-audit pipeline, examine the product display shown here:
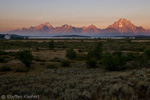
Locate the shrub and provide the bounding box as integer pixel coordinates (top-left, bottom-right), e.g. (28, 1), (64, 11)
(0, 56), (5, 63)
(87, 50), (95, 58)
(15, 67), (29, 72)
(126, 53), (137, 61)
(18, 50), (33, 68)
(103, 51), (126, 71)
(126, 39), (131, 43)
(49, 40), (54, 50)
(36, 47), (40, 51)
(66, 48), (76, 59)
(7, 52), (18, 57)
(40, 63), (45, 65)
(94, 42), (103, 59)
(144, 48), (150, 60)
(86, 58), (97, 68)
(76, 54), (87, 61)
(61, 60), (70, 67)
(113, 51), (126, 67)
(137, 48), (150, 68)
(103, 52), (116, 71)
(133, 53), (147, 67)
(0, 50), (7, 55)
(126, 61), (139, 69)
(78, 49), (82, 53)
(113, 50), (122, 57)
(87, 42), (103, 60)
(0, 66), (12, 72)
(47, 64), (57, 69)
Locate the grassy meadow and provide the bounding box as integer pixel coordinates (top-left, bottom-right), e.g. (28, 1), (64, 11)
(0, 39), (150, 100)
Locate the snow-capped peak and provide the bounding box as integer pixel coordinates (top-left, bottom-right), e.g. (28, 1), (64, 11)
(44, 22), (52, 27)
(119, 23), (123, 27)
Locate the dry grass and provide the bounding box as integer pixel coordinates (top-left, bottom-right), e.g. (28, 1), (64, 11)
(32, 49), (66, 61)
(0, 39), (150, 100)
(132, 40), (150, 42)
(0, 65), (150, 100)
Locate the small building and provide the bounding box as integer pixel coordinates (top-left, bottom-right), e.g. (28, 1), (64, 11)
(4, 34), (11, 40)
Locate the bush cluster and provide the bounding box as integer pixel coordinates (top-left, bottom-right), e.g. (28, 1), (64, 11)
(47, 64), (57, 69)
(18, 50), (33, 68)
(0, 50), (7, 63)
(103, 51), (126, 71)
(86, 58), (97, 68)
(103, 48), (150, 71)
(66, 48), (76, 59)
(0, 66), (12, 72)
(0, 56), (6, 63)
(15, 67), (29, 72)
(87, 42), (103, 60)
(61, 60), (70, 67)
(49, 40), (55, 50)
(86, 42), (103, 68)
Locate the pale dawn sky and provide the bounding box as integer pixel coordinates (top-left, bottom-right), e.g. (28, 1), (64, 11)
(0, 0), (150, 32)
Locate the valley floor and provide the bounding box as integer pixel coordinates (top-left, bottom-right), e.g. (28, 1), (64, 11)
(0, 39), (150, 100)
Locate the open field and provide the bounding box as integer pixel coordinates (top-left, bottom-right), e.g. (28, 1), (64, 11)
(0, 39), (150, 100)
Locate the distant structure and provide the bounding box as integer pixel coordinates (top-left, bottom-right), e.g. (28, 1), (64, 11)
(4, 34), (11, 40)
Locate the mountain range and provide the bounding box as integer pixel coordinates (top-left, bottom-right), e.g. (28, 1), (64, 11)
(9, 18), (150, 36)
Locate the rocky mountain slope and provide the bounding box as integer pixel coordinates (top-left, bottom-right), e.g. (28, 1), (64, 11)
(10, 18), (150, 36)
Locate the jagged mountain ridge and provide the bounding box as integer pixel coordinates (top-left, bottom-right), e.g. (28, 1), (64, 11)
(10, 18), (150, 35)
(108, 18), (147, 34)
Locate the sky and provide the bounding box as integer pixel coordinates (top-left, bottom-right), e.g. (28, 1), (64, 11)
(0, 0), (150, 32)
